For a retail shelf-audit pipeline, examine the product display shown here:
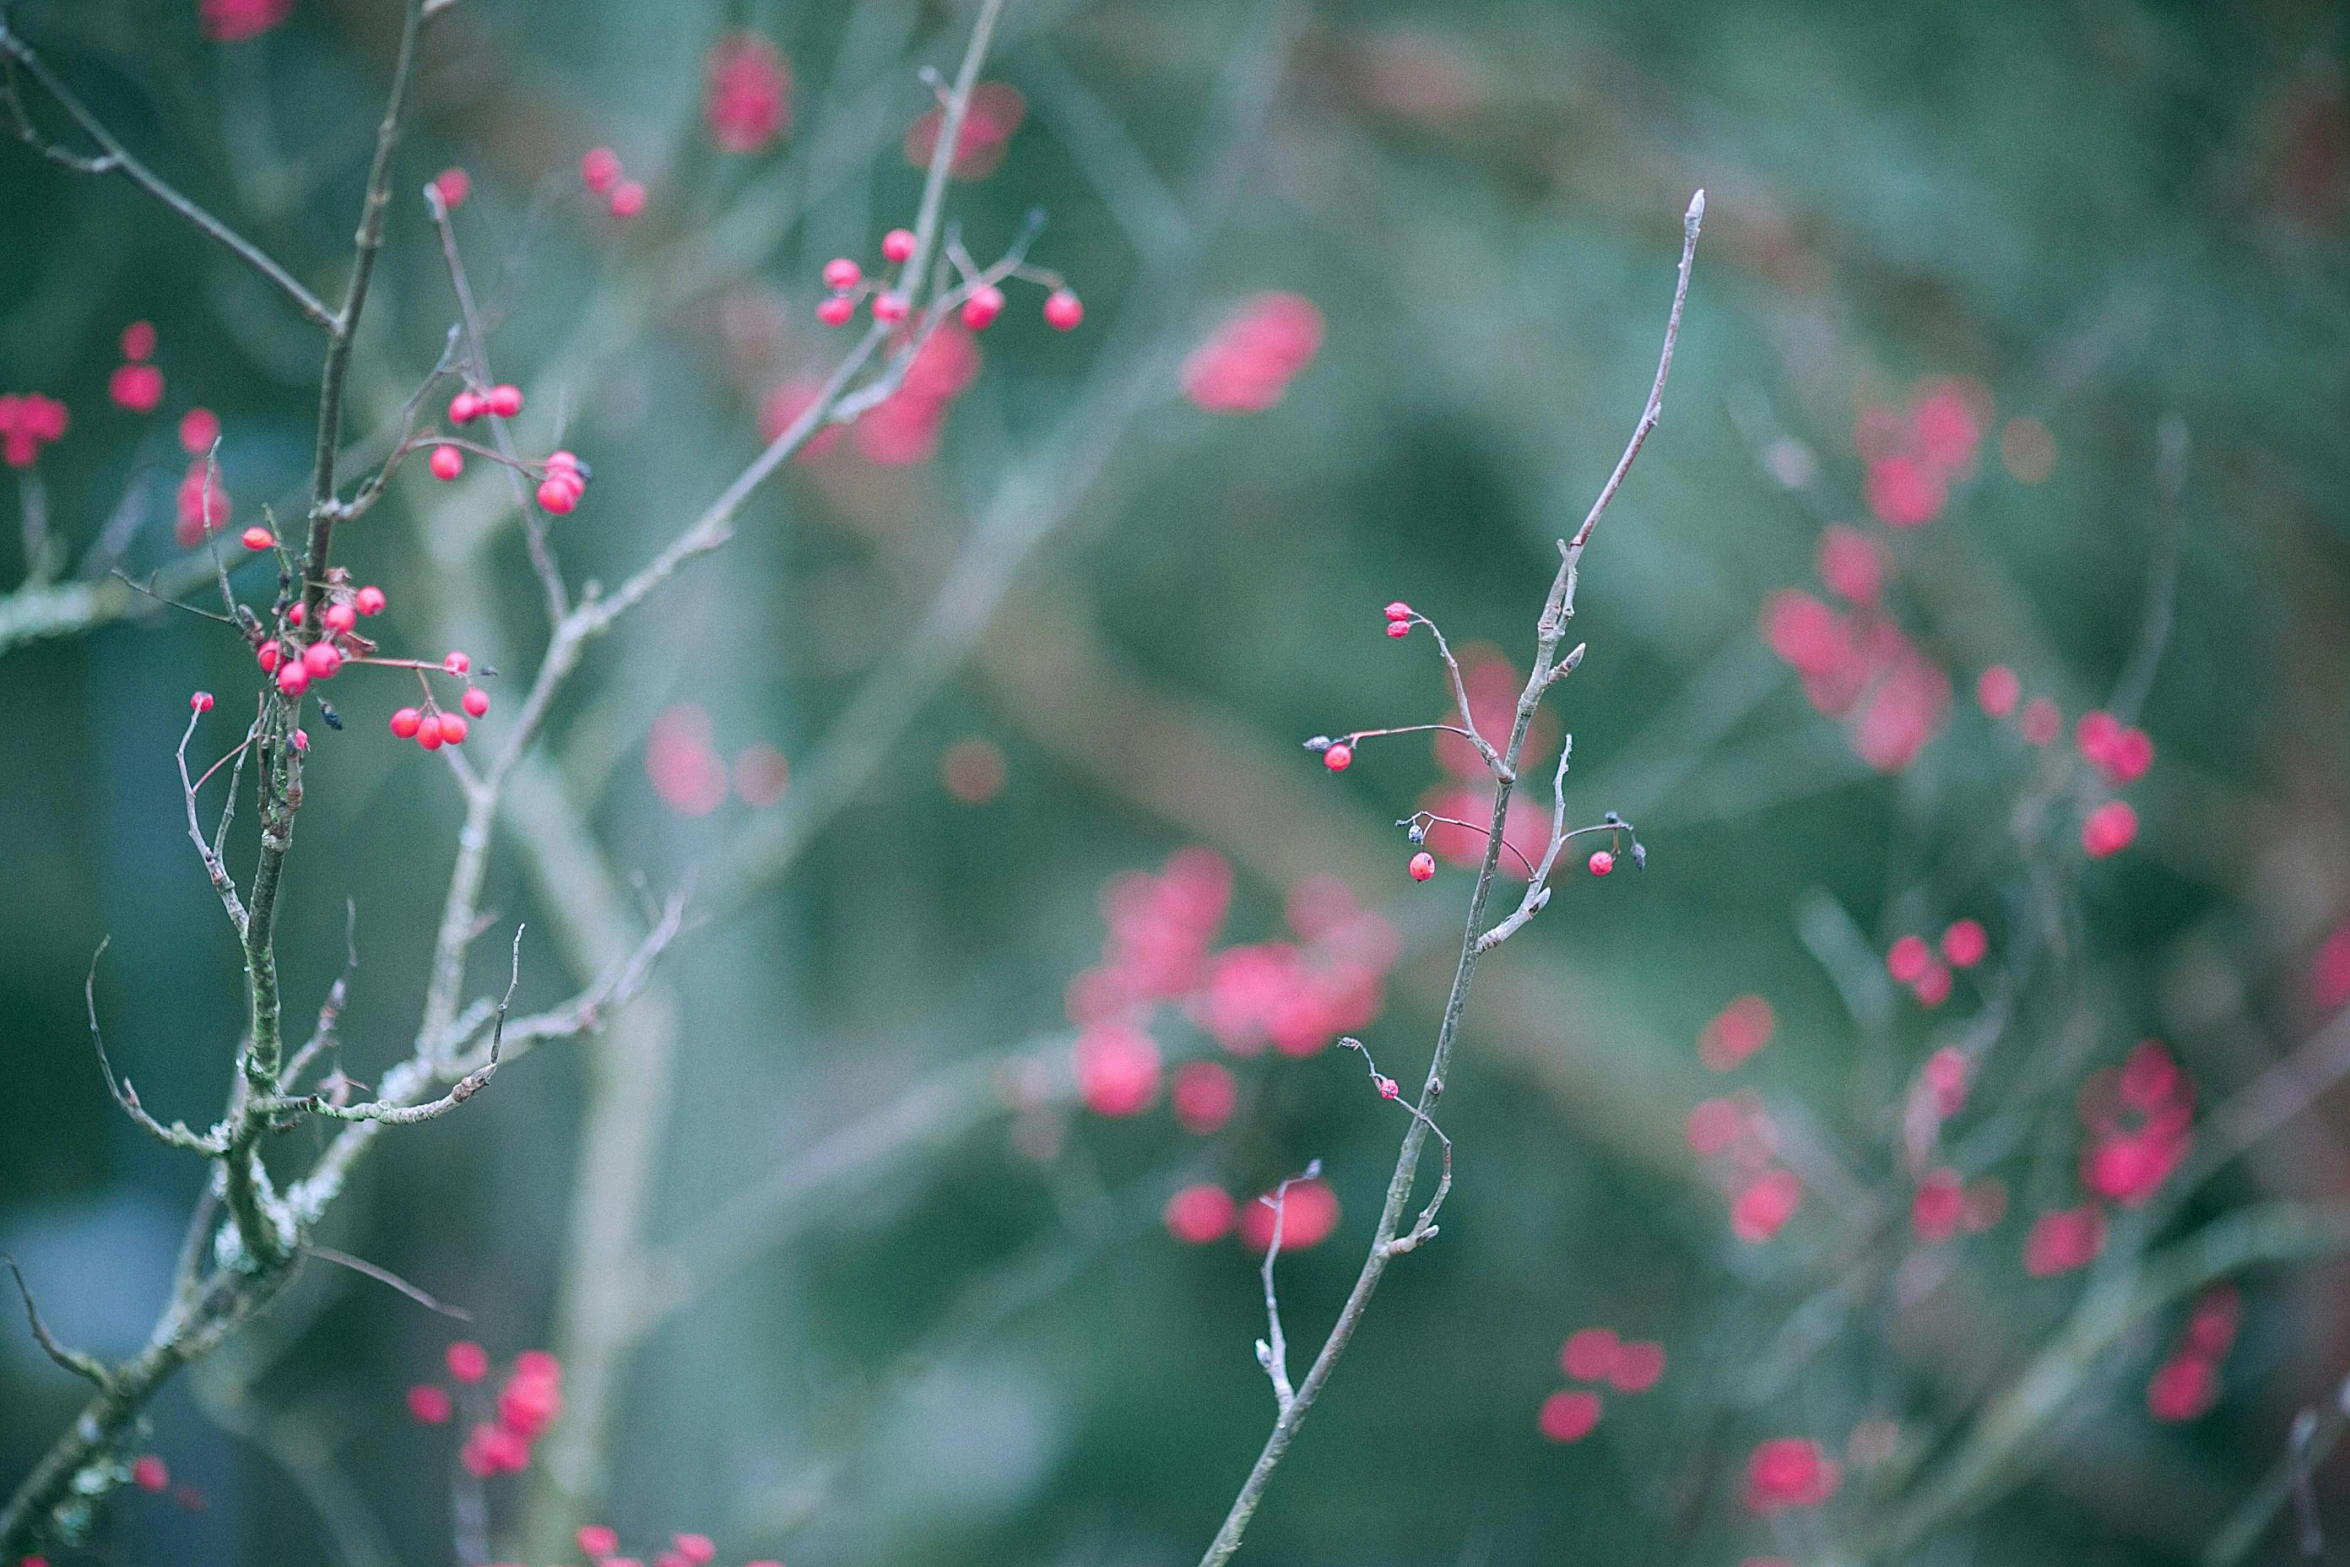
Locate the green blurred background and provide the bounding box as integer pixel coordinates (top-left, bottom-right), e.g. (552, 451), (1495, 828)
(4, 0), (2349, 1563)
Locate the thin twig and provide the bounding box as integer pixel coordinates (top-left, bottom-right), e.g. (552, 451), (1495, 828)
(4, 1255), (110, 1388)
(303, 1247), (471, 1321)
(1253, 1162), (1321, 1412)
(86, 938), (224, 1154)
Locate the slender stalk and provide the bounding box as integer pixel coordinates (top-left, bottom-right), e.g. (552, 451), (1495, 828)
(1195, 190), (1703, 1567)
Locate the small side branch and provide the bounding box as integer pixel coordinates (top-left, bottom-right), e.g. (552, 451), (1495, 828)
(0, 20), (335, 329)
(1340, 1039), (1452, 1254)
(303, 1246), (471, 1320)
(1253, 1162), (1322, 1413)
(87, 939), (225, 1154)
(4, 1255), (110, 1388)
(179, 707), (251, 935)
(1565, 189), (1704, 554)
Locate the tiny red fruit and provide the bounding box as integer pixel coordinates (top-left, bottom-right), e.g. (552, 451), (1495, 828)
(462, 686), (490, 718)
(416, 714), (444, 750)
(323, 601), (357, 634)
(257, 639), (281, 673)
(961, 285), (1004, 330)
(444, 651), (471, 674)
(1588, 849), (1615, 876)
(432, 167), (471, 208)
(486, 384), (523, 418)
(355, 585), (386, 616)
(240, 526), (274, 551)
(1385, 621), (1410, 638)
(190, 691), (214, 713)
(121, 321), (157, 361)
(608, 180), (647, 218)
(1322, 742), (1352, 771)
(448, 390), (484, 424)
(538, 477), (580, 514)
(1376, 1076), (1400, 1099)
(822, 257), (862, 291)
(872, 291), (909, 324)
(1043, 287), (1084, 330)
(132, 1456), (167, 1492)
(429, 444), (464, 481)
(881, 227), (916, 263)
(1384, 601), (1413, 621)
(276, 662), (310, 697)
(1408, 851), (1436, 882)
(436, 712), (469, 744)
(581, 147), (623, 193)
(816, 295), (856, 327)
(302, 641), (342, 679)
(390, 707), (422, 738)
(576, 1526), (620, 1559)
(292, 728), (309, 752)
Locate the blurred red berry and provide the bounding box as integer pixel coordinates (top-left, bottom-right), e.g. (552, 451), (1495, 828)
(429, 444), (464, 481)
(871, 291), (909, 324)
(1237, 1178), (1339, 1252)
(1976, 664), (2021, 717)
(485, 384), (523, 418)
(132, 1455), (167, 1492)
(407, 1384), (452, 1423)
(1171, 1060), (1237, 1134)
(1537, 1389), (1602, 1442)
(121, 321), (157, 361)
(1164, 1184), (1235, 1244)
(1941, 918), (1988, 968)
(1043, 288), (1084, 330)
(355, 584), (386, 616)
(816, 295), (856, 327)
(1607, 1340), (1666, 1393)
(608, 180), (647, 218)
(109, 363), (164, 412)
(2020, 696), (2060, 746)
(432, 167), (471, 207)
(822, 257), (862, 291)
(1561, 1327), (1618, 1381)
(390, 708), (423, 739)
(581, 147), (623, 193)
(463, 687), (491, 718)
(961, 284), (1005, 330)
(2082, 800), (2139, 859)
(1886, 934), (1931, 984)
(446, 1340), (490, 1383)
(577, 1525), (620, 1558)
(882, 227), (916, 263)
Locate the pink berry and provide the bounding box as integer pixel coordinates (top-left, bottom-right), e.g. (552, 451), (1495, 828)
(581, 146), (623, 193)
(1588, 849), (1615, 876)
(257, 640), (281, 673)
(1385, 621), (1410, 638)
(445, 1341), (490, 1383)
(444, 651), (471, 675)
(2082, 799), (2139, 859)
(432, 167), (471, 208)
(545, 449), (580, 474)
(608, 180), (646, 218)
(1323, 742), (1352, 772)
(673, 1536), (715, 1566)
(178, 407), (220, 456)
(1941, 918), (1988, 968)
(881, 227), (916, 263)
(323, 601), (357, 634)
(121, 321), (157, 361)
(287, 603), (306, 625)
(1043, 288), (1084, 330)
(577, 1526), (620, 1559)
(872, 291), (909, 324)
(132, 1455), (167, 1492)
(429, 444), (464, 481)
(406, 1384), (452, 1424)
(302, 641), (342, 679)
(416, 714), (444, 750)
(292, 728), (309, 752)
(276, 662), (310, 696)
(1886, 934), (1932, 983)
(1383, 601), (1413, 621)
(486, 384), (523, 418)
(960, 285), (1004, 330)
(462, 686), (490, 718)
(188, 690), (215, 715)
(390, 707), (422, 738)
(1377, 1076), (1400, 1099)
(355, 585), (386, 616)
(436, 712), (469, 745)
(448, 390), (483, 424)
(1408, 851), (1436, 882)
(816, 295), (856, 327)
(538, 477), (580, 514)
(240, 526), (274, 551)
(822, 257), (862, 291)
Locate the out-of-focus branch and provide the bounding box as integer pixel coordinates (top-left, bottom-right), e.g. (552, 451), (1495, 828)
(0, 17), (336, 328)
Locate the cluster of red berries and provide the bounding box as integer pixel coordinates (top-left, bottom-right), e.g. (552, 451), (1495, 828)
(389, 653), (490, 750)
(815, 226), (1080, 333)
(571, 1522), (778, 1567)
(536, 449), (589, 513)
(253, 584), (390, 698)
(2145, 1284), (2239, 1423)
(1538, 1326), (1668, 1443)
(1884, 918), (1989, 1009)
(108, 320), (165, 412)
(0, 392), (68, 469)
(1976, 666), (2149, 858)
(1163, 1176), (1341, 1250)
(580, 146), (646, 217)
(405, 1341), (564, 1479)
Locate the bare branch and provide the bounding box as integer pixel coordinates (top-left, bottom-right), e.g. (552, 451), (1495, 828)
(86, 938), (225, 1154)
(0, 19), (334, 328)
(179, 706), (251, 935)
(303, 1246), (471, 1320)
(1566, 189), (1704, 554)
(4, 1255), (110, 1388)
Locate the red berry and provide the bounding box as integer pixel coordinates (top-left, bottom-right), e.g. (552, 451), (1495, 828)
(822, 257), (862, 291)
(1043, 288), (1084, 330)
(816, 295), (856, 327)
(881, 227), (916, 263)
(1409, 851), (1436, 881)
(448, 390), (483, 424)
(132, 1455), (167, 1492)
(292, 728), (309, 752)
(445, 1340), (489, 1383)
(178, 407), (220, 456)
(538, 477), (580, 514)
(190, 690), (214, 713)
(608, 180), (646, 218)
(355, 585), (386, 616)
(581, 147), (623, 193)
(960, 285), (1004, 330)
(673, 1536), (715, 1566)
(444, 651), (471, 675)
(323, 601), (357, 634)
(1588, 849), (1615, 876)
(462, 686), (490, 718)
(240, 526), (274, 551)
(1377, 1076), (1400, 1099)
(276, 662), (310, 696)
(432, 167), (471, 208)
(406, 1384), (453, 1424)
(1941, 918), (1989, 968)
(287, 602), (305, 625)
(1385, 621), (1410, 638)
(871, 291), (909, 324)
(390, 707), (422, 738)
(1384, 601), (1413, 621)
(429, 444), (464, 481)
(416, 714), (444, 749)
(302, 641), (342, 679)
(108, 363), (164, 412)
(121, 321), (157, 361)
(1322, 742), (1353, 771)
(486, 384), (523, 418)
(257, 639), (281, 673)
(2082, 799), (2139, 859)
(576, 1526), (620, 1559)
(545, 449), (580, 474)
(436, 712), (469, 744)
(1886, 934), (1932, 983)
